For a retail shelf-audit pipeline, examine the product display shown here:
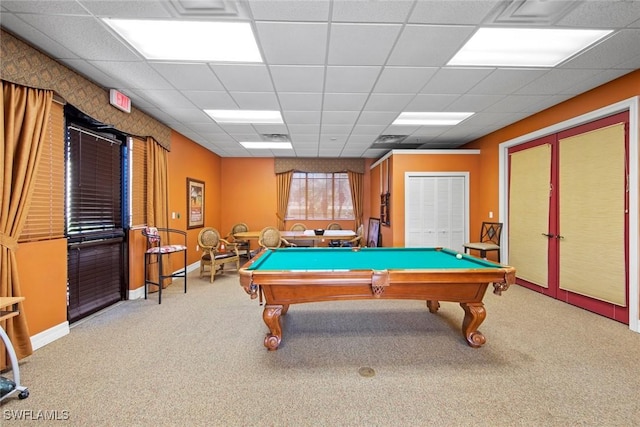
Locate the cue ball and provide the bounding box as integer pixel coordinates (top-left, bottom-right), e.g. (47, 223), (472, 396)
(456, 253), (462, 259)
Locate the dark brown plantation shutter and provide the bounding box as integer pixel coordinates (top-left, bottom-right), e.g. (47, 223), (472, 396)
(19, 100), (65, 242)
(131, 136), (147, 227)
(66, 124), (124, 322)
(67, 126), (123, 240)
(67, 238), (123, 321)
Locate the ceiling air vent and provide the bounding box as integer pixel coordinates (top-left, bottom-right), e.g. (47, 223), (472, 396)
(371, 135), (421, 149)
(488, 0), (580, 25)
(261, 134), (291, 142)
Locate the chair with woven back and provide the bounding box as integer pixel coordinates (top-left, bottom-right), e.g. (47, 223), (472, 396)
(463, 222), (503, 262)
(227, 222), (252, 259)
(197, 227), (241, 283)
(327, 222), (342, 247)
(258, 226), (296, 250)
(288, 223), (313, 247)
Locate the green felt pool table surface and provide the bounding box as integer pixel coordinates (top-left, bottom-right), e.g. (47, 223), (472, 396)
(245, 247), (500, 271)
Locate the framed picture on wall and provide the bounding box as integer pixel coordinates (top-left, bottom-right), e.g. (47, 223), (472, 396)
(187, 178), (205, 229)
(367, 218), (381, 247)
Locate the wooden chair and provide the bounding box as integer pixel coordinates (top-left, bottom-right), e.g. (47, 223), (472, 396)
(327, 222), (342, 247)
(197, 227), (240, 283)
(142, 227), (187, 304)
(340, 223), (364, 247)
(227, 222), (252, 259)
(258, 226), (295, 249)
(463, 222), (503, 261)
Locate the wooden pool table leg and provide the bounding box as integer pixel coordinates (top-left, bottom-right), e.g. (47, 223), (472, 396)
(426, 300), (440, 313)
(460, 302), (486, 348)
(263, 304), (285, 351)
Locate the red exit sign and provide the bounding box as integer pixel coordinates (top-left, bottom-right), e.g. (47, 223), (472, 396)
(109, 89), (131, 113)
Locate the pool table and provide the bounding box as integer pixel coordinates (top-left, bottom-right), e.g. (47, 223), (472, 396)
(239, 247), (516, 351)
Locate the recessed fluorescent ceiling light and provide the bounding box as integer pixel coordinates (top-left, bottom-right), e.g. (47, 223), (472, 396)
(448, 27), (612, 67)
(393, 112), (474, 126)
(204, 110), (283, 124)
(240, 142), (292, 149)
(103, 19), (262, 62)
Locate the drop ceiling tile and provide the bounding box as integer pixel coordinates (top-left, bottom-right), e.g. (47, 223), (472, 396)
(129, 89), (193, 109)
(356, 112), (398, 126)
(560, 29), (640, 69)
(229, 92), (280, 109)
(446, 94), (504, 112)
(373, 67), (438, 93)
(248, 0), (331, 21)
(323, 93), (369, 111)
(325, 66), (381, 93)
(182, 91), (237, 109)
(387, 25), (475, 66)
(270, 66), (325, 92)
(331, 0), (414, 23)
(210, 64), (274, 92)
(404, 94), (458, 110)
(421, 68), (494, 94)
(364, 94), (414, 112)
(516, 68), (605, 96)
(283, 111), (322, 125)
(321, 111), (360, 125)
(351, 124), (388, 135)
(278, 93), (323, 111)
(3, 1), (88, 14)
(409, 0), (501, 24)
(320, 125), (353, 135)
(16, 14), (140, 61)
(150, 63), (224, 91)
(556, 0), (640, 27)
(290, 135), (320, 143)
(468, 69), (548, 95)
(80, 0), (174, 18)
(288, 124), (321, 135)
(256, 22), (327, 65)
(91, 61), (174, 90)
(484, 95), (554, 113)
(0, 14), (81, 60)
(328, 23), (402, 66)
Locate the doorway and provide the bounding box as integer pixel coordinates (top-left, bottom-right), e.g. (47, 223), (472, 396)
(506, 110), (632, 324)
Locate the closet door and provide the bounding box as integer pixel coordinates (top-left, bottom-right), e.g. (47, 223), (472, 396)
(405, 173), (467, 251)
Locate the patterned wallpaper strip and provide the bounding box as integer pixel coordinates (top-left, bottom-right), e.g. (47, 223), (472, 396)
(275, 158), (365, 174)
(0, 30), (171, 150)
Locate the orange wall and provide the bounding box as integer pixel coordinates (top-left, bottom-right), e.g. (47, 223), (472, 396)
(220, 157), (374, 236)
(14, 239), (67, 336)
(370, 152), (483, 251)
(464, 70), (640, 226)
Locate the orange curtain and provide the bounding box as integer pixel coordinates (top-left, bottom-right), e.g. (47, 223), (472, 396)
(276, 171), (293, 230)
(145, 137), (172, 289)
(1, 81), (53, 365)
(348, 171), (364, 230)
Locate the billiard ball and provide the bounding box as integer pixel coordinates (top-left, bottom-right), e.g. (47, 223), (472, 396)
(456, 253), (462, 259)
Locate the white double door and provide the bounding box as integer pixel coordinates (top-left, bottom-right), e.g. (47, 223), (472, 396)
(405, 172), (468, 251)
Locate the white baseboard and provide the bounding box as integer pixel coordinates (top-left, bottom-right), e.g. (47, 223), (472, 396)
(128, 261), (200, 300)
(30, 322), (70, 351)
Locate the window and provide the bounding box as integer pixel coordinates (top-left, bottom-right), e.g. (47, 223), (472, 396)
(66, 125), (123, 240)
(287, 172), (354, 220)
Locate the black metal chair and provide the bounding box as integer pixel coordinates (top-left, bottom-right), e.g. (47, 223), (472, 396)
(463, 222), (503, 261)
(142, 227), (187, 304)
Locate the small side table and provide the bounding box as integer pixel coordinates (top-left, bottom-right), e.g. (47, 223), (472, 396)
(0, 296), (30, 401)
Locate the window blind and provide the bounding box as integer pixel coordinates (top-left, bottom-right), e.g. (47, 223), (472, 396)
(130, 136), (147, 227)
(19, 100), (66, 242)
(66, 126), (123, 241)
